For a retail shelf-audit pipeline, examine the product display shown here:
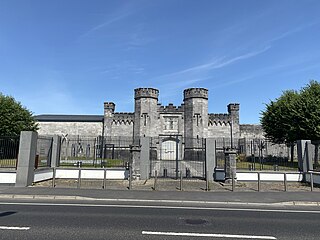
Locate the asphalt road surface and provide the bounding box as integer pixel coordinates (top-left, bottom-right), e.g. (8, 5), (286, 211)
(0, 201), (319, 240)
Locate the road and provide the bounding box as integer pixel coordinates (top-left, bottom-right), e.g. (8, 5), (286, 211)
(0, 200), (319, 240)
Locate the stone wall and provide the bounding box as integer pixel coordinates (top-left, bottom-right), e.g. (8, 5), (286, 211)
(240, 124), (265, 139)
(37, 122), (103, 136)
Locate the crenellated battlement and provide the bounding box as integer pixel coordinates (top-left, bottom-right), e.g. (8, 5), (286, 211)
(104, 102), (115, 113)
(134, 88), (159, 100)
(227, 103), (240, 113)
(208, 113), (231, 126)
(112, 113), (134, 125)
(183, 88), (208, 101)
(158, 103), (184, 113)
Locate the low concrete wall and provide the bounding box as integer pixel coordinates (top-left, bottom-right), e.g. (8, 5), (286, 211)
(237, 172), (303, 182)
(305, 172), (320, 185)
(34, 168), (54, 182)
(0, 171), (16, 184)
(55, 168), (128, 180)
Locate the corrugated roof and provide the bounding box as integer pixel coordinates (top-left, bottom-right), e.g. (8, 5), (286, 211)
(34, 114), (104, 122)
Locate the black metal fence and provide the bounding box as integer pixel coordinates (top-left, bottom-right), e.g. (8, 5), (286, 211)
(215, 138), (299, 171)
(0, 136), (19, 169)
(150, 136), (206, 179)
(36, 136), (53, 168)
(59, 136), (132, 168)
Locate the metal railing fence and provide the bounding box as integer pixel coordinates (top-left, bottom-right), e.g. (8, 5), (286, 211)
(0, 136), (19, 169)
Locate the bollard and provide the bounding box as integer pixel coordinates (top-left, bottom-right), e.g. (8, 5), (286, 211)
(310, 172), (314, 192)
(231, 172), (235, 192)
(257, 172), (261, 192)
(180, 171), (183, 191)
(206, 171), (209, 191)
(154, 170), (158, 191)
(103, 168), (107, 189)
(52, 167), (56, 188)
(77, 168), (81, 189)
(284, 172), (287, 192)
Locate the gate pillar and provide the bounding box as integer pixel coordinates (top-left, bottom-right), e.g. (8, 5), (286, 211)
(140, 137), (150, 180)
(205, 138), (215, 182)
(15, 131), (38, 187)
(224, 148), (237, 184)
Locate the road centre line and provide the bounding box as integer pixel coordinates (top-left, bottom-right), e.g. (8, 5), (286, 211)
(0, 202), (320, 214)
(142, 231), (277, 239)
(0, 226), (30, 230)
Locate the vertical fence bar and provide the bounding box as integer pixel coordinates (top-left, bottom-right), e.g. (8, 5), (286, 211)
(52, 167), (56, 188)
(77, 168), (81, 189)
(206, 170), (209, 191)
(180, 171), (183, 191)
(129, 163), (132, 190)
(310, 172), (314, 192)
(231, 172), (235, 192)
(257, 172), (261, 192)
(284, 172), (287, 192)
(103, 168), (107, 189)
(154, 170), (158, 191)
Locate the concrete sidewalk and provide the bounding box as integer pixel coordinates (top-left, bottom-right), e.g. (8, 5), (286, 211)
(1, 186), (320, 206)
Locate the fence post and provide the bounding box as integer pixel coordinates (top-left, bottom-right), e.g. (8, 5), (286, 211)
(180, 171), (183, 191)
(103, 168), (107, 189)
(284, 172), (287, 192)
(153, 170), (158, 191)
(232, 172), (235, 192)
(310, 172), (314, 192)
(257, 172), (261, 192)
(77, 168), (81, 189)
(52, 167), (56, 188)
(129, 163), (132, 190)
(206, 170), (209, 191)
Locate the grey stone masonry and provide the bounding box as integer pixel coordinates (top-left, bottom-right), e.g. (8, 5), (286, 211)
(15, 131), (38, 187)
(35, 87), (264, 141)
(224, 149), (237, 184)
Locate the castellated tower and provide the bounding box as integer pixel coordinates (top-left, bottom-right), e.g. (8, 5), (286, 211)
(104, 102), (115, 137)
(227, 103), (240, 139)
(183, 88), (208, 148)
(134, 88), (159, 139)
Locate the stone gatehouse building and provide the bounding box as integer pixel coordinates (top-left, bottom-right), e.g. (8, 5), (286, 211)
(35, 87), (264, 139)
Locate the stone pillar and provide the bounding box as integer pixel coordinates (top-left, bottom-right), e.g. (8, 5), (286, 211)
(51, 135), (61, 168)
(15, 131), (38, 187)
(140, 137), (150, 180)
(297, 140), (313, 173)
(224, 148), (237, 183)
(205, 138), (216, 181)
(130, 144), (141, 180)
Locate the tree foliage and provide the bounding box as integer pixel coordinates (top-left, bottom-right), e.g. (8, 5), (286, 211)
(261, 80), (320, 144)
(0, 93), (38, 136)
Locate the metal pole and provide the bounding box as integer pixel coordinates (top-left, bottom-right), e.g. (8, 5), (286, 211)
(232, 172), (235, 192)
(77, 168), (81, 189)
(180, 171), (183, 191)
(206, 170), (209, 191)
(52, 167), (56, 188)
(154, 170), (158, 191)
(103, 168), (107, 189)
(257, 172), (261, 192)
(284, 172), (287, 192)
(175, 135), (179, 179)
(310, 172), (314, 192)
(129, 164), (132, 190)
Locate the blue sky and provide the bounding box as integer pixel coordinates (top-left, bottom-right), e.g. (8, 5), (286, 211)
(1, 0), (320, 124)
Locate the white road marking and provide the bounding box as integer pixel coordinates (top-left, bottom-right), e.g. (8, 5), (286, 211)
(0, 226), (30, 230)
(0, 202), (320, 214)
(142, 231), (277, 239)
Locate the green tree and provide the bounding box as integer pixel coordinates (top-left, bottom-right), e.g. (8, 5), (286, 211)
(261, 80), (320, 166)
(0, 93), (38, 136)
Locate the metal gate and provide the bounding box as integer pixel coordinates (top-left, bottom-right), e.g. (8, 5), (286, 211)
(150, 136), (206, 179)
